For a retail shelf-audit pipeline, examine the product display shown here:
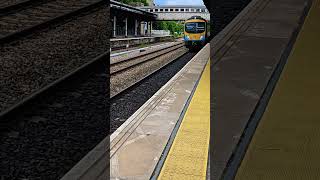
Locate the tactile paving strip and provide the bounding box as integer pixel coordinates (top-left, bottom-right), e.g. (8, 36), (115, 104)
(158, 60), (210, 179)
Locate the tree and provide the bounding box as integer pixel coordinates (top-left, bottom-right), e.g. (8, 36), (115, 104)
(154, 21), (183, 35)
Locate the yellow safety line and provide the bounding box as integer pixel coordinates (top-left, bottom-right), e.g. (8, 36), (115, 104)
(236, 0), (320, 179)
(158, 60), (210, 180)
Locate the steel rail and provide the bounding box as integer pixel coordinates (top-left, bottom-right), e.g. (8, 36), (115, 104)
(0, 0), (105, 44)
(0, 51), (108, 127)
(0, 0), (46, 14)
(110, 44), (185, 75)
(110, 42), (184, 65)
(110, 50), (190, 99)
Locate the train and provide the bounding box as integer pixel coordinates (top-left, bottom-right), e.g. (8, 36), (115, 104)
(183, 16), (208, 50)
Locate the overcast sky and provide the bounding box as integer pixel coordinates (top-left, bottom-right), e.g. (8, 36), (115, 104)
(155, 0), (204, 6)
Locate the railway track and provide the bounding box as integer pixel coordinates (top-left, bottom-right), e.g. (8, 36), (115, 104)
(0, 0), (104, 44)
(110, 42), (187, 97)
(0, 0), (41, 12)
(0, 0), (107, 178)
(0, 51), (108, 131)
(0, 2), (108, 113)
(0, 51), (108, 179)
(110, 42), (185, 75)
(0, 44), (188, 177)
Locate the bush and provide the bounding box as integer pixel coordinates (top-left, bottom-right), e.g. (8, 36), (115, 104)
(154, 21), (184, 35)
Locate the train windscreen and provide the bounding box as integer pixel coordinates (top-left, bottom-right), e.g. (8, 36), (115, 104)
(185, 22), (205, 33)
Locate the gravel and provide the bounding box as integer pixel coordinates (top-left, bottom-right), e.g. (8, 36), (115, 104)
(0, 2), (109, 179)
(0, 62), (108, 179)
(110, 47), (188, 97)
(0, 5), (108, 112)
(0, 0), (100, 38)
(110, 52), (195, 133)
(110, 44), (184, 74)
(0, 0), (28, 8)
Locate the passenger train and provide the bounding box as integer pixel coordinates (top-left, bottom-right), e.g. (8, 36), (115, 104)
(183, 16), (208, 50)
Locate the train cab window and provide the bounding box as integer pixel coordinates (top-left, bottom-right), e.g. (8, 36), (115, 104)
(197, 22), (205, 31)
(185, 22), (205, 33)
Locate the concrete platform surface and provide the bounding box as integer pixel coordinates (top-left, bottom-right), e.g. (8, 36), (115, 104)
(210, 0), (309, 179)
(111, 35), (174, 50)
(111, 35), (173, 41)
(111, 41), (179, 57)
(236, 0), (320, 179)
(110, 41), (183, 64)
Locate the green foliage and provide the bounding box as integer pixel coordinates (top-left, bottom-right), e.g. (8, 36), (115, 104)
(119, 0), (148, 6)
(138, 43), (147, 48)
(154, 21), (184, 36)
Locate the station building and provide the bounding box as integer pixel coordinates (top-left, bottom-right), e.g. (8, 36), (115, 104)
(110, 0), (157, 38)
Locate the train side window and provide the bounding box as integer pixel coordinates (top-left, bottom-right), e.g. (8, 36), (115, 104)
(155, 9), (158, 12)
(170, 9), (174, 11)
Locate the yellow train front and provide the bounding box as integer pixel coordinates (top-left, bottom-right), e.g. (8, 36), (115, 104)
(184, 16), (208, 50)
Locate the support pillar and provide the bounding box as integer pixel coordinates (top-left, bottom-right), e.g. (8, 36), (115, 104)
(147, 21), (151, 36)
(144, 21), (147, 36)
(150, 22), (152, 36)
(135, 19), (138, 36)
(146, 21), (149, 36)
(141, 21), (144, 36)
(125, 17), (128, 37)
(113, 15), (116, 37)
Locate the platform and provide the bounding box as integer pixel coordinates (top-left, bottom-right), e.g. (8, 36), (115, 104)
(235, 0), (320, 179)
(110, 44), (210, 179)
(110, 35), (173, 50)
(61, 44), (210, 179)
(210, 0), (312, 178)
(110, 41), (183, 65)
(61, 0), (318, 178)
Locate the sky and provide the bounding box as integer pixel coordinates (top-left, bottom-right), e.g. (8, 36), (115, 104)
(154, 0), (204, 6)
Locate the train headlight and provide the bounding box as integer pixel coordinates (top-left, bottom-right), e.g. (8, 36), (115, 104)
(184, 35), (189, 41)
(200, 36), (204, 41)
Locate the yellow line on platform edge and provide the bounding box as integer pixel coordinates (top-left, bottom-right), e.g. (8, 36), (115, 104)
(158, 60), (210, 180)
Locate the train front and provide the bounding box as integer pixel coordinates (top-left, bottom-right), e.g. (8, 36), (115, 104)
(184, 17), (207, 49)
